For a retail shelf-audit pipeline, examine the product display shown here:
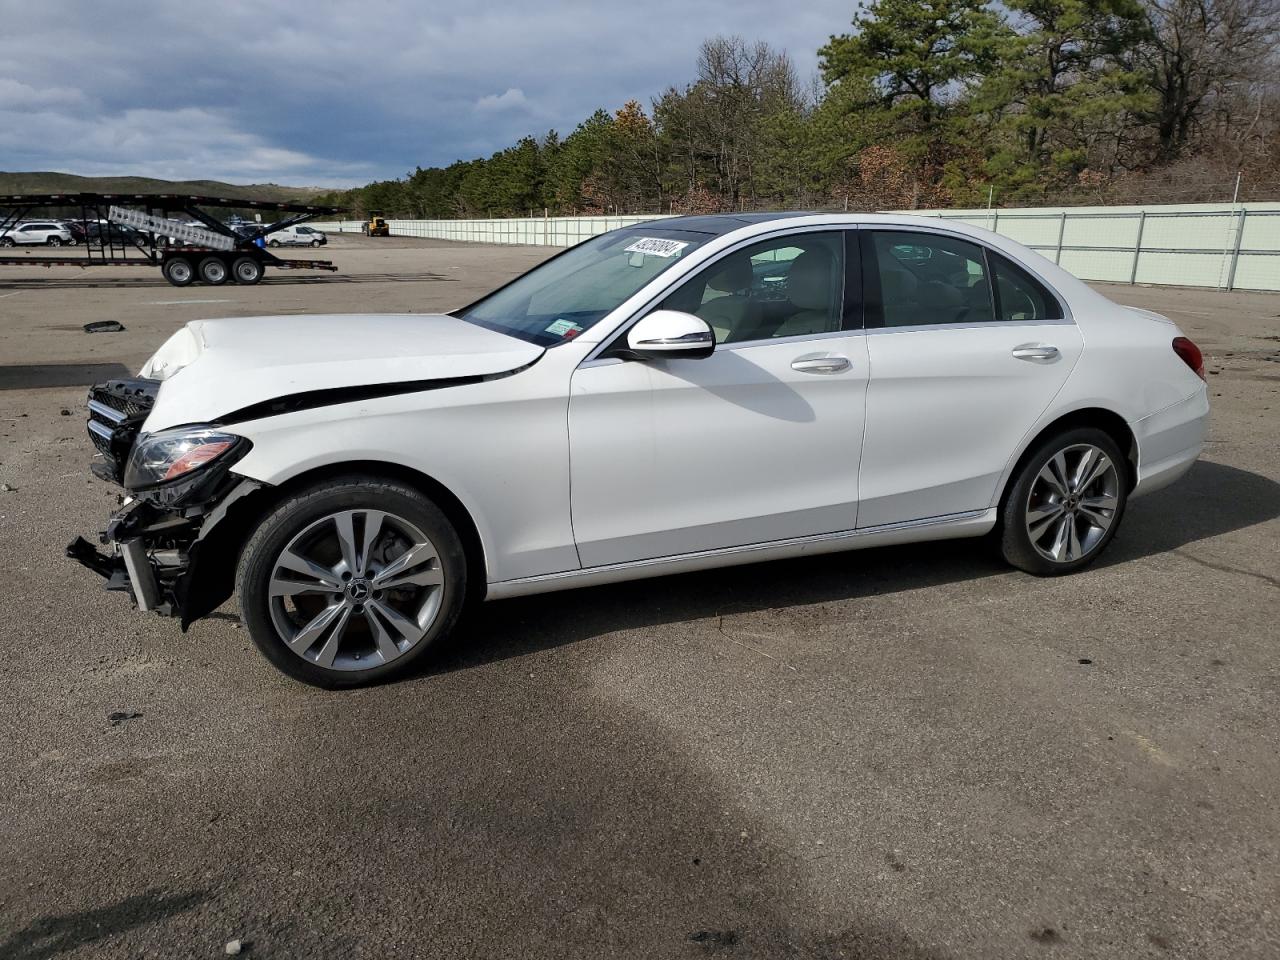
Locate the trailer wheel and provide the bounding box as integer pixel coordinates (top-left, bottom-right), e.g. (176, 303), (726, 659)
(199, 257), (229, 285)
(163, 258), (195, 286)
(231, 257), (264, 285)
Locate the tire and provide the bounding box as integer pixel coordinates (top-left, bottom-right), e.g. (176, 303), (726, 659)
(311, 239), (322, 247)
(199, 256), (229, 285)
(0, 237), (13, 247)
(231, 256), (263, 285)
(236, 476), (468, 688)
(999, 426), (1129, 576)
(163, 257), (195, 286)
(47, 236), (63, 247)
(268, 239), (280, 248)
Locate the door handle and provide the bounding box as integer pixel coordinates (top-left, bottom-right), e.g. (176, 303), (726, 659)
(791, 355), (851, 374)
(1012, 343), (1060, 363)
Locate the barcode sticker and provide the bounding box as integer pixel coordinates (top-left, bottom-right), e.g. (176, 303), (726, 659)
(624, 237), (689, 258)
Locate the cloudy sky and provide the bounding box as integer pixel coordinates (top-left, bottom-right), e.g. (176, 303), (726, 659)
(0, 1), (857, 188)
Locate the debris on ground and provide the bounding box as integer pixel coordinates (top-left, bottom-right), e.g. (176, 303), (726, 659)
(225, 938), (243, 955)
(107, 710), (142, 725)
(0, 483), (15, 492)
(83, 320), (125, 333)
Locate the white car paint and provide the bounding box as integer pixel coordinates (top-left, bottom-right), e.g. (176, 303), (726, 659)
(0, 221), (72, 245)
(265, 225), (326, 246)
(134, 213), (1209, 594)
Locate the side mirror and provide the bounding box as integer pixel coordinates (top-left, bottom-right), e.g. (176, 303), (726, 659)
(625, 310), (715, 360)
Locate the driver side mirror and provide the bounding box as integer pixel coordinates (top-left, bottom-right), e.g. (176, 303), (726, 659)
(625, 310), (716, 360)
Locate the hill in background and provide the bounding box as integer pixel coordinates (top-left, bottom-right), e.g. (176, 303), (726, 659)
(0, 171), (325, 203)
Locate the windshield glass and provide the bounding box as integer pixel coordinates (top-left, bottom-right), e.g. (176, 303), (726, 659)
(458, 227), (709, 346)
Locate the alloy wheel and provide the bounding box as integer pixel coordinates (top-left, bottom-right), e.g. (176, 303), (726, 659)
(267, 509), (445, 671)
(1024, 443), (1120, 563)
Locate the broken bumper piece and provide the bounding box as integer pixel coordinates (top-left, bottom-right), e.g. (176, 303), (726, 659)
(67, 495), (169, 612)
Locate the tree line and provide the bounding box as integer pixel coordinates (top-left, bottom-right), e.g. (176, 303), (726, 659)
(315, 0), (1280, 217)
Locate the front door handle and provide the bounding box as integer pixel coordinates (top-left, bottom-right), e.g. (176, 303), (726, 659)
(1012, 343), (1060, 363)
(791, 355), (851, 375)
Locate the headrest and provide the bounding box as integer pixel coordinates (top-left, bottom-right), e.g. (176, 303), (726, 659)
(787, 249), (834, 311)
(706, 257), (752, 294)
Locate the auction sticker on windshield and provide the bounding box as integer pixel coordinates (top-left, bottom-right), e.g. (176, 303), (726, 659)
(545, 318), (584, 338)
(624, 237), (689, 258)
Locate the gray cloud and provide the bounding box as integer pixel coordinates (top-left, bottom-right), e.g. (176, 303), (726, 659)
(0, 0), (857, 187)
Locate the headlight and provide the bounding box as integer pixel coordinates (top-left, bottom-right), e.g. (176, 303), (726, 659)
(124, 426), (246, 489)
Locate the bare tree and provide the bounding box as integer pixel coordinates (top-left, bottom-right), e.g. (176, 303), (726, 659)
(1138, 0), (1280, 162)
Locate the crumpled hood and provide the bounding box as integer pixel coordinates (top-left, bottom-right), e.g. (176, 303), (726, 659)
(140, 313), (542, 429)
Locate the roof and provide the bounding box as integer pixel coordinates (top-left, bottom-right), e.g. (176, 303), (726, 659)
(642, 212), (807, 235)
(0, 193), (342, 214)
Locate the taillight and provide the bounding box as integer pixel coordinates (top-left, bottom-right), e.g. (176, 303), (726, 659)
(1172, 336), (1205, 380)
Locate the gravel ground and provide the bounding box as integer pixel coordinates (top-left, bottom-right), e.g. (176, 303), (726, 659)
(1, 235), (1277, 959)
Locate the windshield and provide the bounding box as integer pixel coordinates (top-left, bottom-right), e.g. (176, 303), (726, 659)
(458, 227), (709, 346)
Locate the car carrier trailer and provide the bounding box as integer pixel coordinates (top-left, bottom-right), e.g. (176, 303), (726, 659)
(0, 192), (341, 286)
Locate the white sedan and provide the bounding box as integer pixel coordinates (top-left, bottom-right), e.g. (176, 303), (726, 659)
(71, 213), (1209, 687)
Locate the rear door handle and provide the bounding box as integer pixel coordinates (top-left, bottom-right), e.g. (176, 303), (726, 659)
(1012, 343), (1060, 363)
(791, 355), (851, 374)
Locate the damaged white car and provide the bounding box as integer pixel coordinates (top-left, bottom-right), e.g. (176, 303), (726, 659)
(70, 213), (1209, 687)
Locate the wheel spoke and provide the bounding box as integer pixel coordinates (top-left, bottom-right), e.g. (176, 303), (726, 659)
(1079, 494), (1117, 527)
(364, 606), (403, 662)
(1066, 516), (1082, 560)
(371, 542), (438, 589)
(1071, 448), (1099, 493)
(368, 598), (426, 643)
(270, 575), (334, 598)
(313, 606), (352, 667)
(276, 547), (341, 589)
(1049, 515), (1072, 561)
(358, 510), (386, 575)
(288, 601), (345, 655)
(1027, 503), (1064, 541)
(333, 511), (360, 575)
(1078, 452), (1113, 492)
(377, 565), (443, 590)
(1037, 460), (1069, 499)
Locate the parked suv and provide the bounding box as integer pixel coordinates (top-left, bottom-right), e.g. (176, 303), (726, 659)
(0, 221), (73, 246)
(266, 225), (326, 247)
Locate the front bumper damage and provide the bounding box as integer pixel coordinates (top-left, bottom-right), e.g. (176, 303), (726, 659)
(67, 377), (262, 627)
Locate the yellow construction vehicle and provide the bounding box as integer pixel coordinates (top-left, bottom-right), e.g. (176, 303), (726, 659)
(362, 211), (390, 237)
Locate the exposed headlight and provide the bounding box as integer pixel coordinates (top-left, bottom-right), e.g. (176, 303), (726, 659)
(124, 425), (247, 489)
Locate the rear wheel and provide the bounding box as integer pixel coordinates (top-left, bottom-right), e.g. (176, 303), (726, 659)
(237, 476), (468, 688)
(199, 256), (228, 285)
(47, 236), (63, 247)
(231, 256), (263, 285)
(163, 257), (195, 286)
(999, 427), (1128, 575)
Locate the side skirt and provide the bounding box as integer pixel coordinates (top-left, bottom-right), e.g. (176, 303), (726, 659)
(485, 508), (998, 600)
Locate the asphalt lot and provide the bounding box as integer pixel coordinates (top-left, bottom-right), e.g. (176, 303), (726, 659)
(1, 234), (1277, 959)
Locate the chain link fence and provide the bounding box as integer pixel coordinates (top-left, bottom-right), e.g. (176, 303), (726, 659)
(310, 203), (1280, 292)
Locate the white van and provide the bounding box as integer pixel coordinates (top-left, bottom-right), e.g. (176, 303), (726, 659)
(265, 225), (327, 247)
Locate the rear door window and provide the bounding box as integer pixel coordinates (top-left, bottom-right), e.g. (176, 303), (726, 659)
(863, 231), (995, 328)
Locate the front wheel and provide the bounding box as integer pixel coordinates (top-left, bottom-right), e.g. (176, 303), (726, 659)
(999, 427), (1128, 575)
(311, 239), (322, 247)
(237, 477), (468, 688)
(268, 239), (280, 248)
